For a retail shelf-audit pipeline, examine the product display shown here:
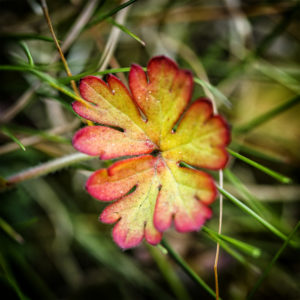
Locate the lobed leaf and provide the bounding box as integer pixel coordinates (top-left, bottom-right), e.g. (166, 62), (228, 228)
(72, 56), (230, 249)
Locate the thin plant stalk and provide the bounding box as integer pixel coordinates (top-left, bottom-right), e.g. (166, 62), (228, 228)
(208, 74), (224, 300)
(214, 170), (223, 300)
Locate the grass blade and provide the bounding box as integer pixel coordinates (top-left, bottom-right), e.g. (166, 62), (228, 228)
(224, 169), (267, 216)
(0, 218), (24, 244)
(194, 77), (231, 107)
(0, 65), (32, 71)
(0, 33), (54, 42)
(234, 95), (300, 134)
(254, 61), (300, 94)
(202, 226), (261, 258)
(30, 69), (86, 103)
(19, 41), (34, 66)
(58, 67), (134, 83)
(86, 0), (137, 29)
(217, 187), (297, 246)
(0, 64), (94, 107)
(107, 17), (145, 46)
(3, 124), (69, 143)
(228, 149), (292, 184)
(1, 127), (26, 151)
(230, 141), (287, 164)
(202, 228), (259, 272)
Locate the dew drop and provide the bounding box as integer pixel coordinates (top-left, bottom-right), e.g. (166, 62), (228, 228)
(111, 89), (115, 95)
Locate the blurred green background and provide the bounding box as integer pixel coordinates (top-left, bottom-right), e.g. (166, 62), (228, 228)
(0, 0), (300, 299)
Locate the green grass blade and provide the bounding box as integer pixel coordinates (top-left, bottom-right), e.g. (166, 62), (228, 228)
(30, 69), (84, 102)
(0, 217), (24, 244)
(255, 61), (300, 94)
(202, 228), (259, 272)
(194, 77), (231, 107)
(107, 17), (145, 46)
(1, 127), (26, 151)
(247, 221), (300, 299)
(86, 0), (137, 29)
(234, 95), (300, 134)
(228, 149), (292, 184)
(0, 64), (85, 103)
(19, 41), (34, 67)
(202, 226), (261, 258)
(161, 239), (217, 299)
(58, 67), (133, 83)
(217, 187), (297, 246)
(230, 141), (287, 164)
(0, 33), (54, 42)
(0, 65), (32, 71)
(4, 124), (69, 144)
(224, 169), (267, 216)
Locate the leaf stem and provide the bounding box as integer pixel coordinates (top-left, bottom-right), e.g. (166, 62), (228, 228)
(161, 239), (217, 299)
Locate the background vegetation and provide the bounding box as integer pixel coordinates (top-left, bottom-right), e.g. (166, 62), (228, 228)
(0, 0), (299, 299)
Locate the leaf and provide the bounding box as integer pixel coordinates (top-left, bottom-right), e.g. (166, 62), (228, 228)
(72, 56), (230, 249)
